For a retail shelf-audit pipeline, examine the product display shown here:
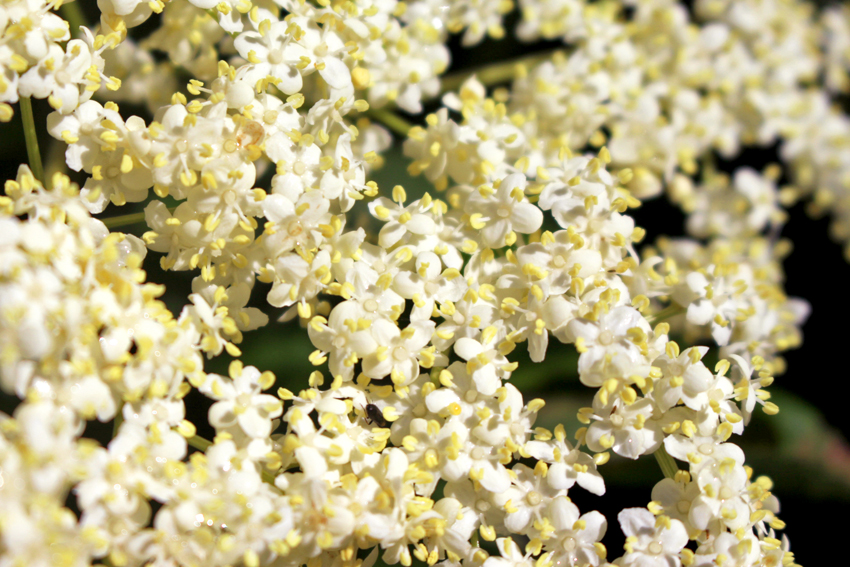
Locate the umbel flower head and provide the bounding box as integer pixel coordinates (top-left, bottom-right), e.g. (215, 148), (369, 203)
(6, 0), (847, 566)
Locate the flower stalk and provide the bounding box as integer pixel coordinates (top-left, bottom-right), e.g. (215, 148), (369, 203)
(60, 0), (87, 38)
(365, 108), (413, 137)
(102, 211), (149, 229)
(654, 446), (679, 480)
(647, 304), (686, 325)
(439, 50), (559, 94)
(20, 97), (44, 186)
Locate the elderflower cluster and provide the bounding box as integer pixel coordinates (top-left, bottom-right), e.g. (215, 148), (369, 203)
(5, 0), (848, 566)
(0, 0), (122, 120)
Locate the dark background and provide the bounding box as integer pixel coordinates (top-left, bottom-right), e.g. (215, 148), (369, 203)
(2, 2), (849, 565)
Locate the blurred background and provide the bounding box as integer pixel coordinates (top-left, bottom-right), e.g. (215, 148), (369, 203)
(2, 2), (850, 565)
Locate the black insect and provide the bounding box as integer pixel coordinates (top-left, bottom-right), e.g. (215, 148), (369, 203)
(364, 403), (388, 428)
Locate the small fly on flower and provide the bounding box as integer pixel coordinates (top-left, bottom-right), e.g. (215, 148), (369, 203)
(336, 396), (389, 428)
(364, 403), (388, 428)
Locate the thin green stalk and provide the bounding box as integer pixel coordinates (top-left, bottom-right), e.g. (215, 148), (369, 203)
(112, 405), (124, 438)
(20, 97), (44, 185)
(60, 0), (87, 38)
(647, 304), (686, 325)
(102, 206), (176, 229)
(188, 434), (213, 452)
(365, 108), (413, 137)
(102, 211), (148, 229)
(439, 50), (559, 95)
(654, 446), (679, 479)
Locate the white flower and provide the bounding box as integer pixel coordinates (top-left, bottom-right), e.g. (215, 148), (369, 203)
(692, 532), (761, 567)
(261, 190), (332, 258)
(689, 457), (751, 531)
(18, 39), (93, 113)
(484, 537), (534, 567)
(540, 497), (607, 567)
(650, 476), (702, 538)
(663, 434), (744, 474)
(524, 424), (605, 495)
(362, 319), (435, 385)
(234, 20), (308, 94)
(652, 345), (714, 412)
(464, 173), (543, 248)
(516, 232), (603, 296)
(286, 15), (352, 91)
(441, 432), (512, 494)
(617, 508), (688, 567)
(454, 325), (515, 395)
(403, 108), (464, 184)
(673, 268), (743, 346)
(420, 497), (477, 563)
(403, 418), (469, 481)
(200, 361), (282, 438)
(726, 354), (773, 423)
(433, 295), (498, 352)
(568, 305), (651, 373)
(267, 248), (333, 308)
(392, 251), (466, 321)
(369, 194), (438, 250)
(308, 301), (378, 382)
(678, 366), (745, 436)
(497, 463), (565, 534)
(584, 398), (663, 459)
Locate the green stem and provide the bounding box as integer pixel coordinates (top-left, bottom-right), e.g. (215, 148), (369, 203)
(654, 446), (679, 479)
(102, 206), (176, 229)
(102, 211), (148, 229)
(647, 304), (686, 325)
(60, 0), (87, 38)
(188, 434), (213, 452)
(112, 404), (124, 438)
(20, 97), (44, 186)
(439, 50), (559, 95)
(365, 108), (413, 137)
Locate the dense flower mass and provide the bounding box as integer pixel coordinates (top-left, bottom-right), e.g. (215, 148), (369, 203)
(5, 0), (849, 565)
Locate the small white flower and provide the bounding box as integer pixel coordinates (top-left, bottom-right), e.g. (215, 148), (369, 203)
(540, 496), (607, 567)
(362, 319), (435, 385)
(18, 40), (92, 114)
(454, 325), (515, 395)
(689, 457), (751, 531)
(617, 508), (688, 567)
(524, 423), (606, 495)
(585, 398), (663, 459)
(201, 361), (282, 438)
(464, 173), (543, 248)
(484, 537), (535, 567)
